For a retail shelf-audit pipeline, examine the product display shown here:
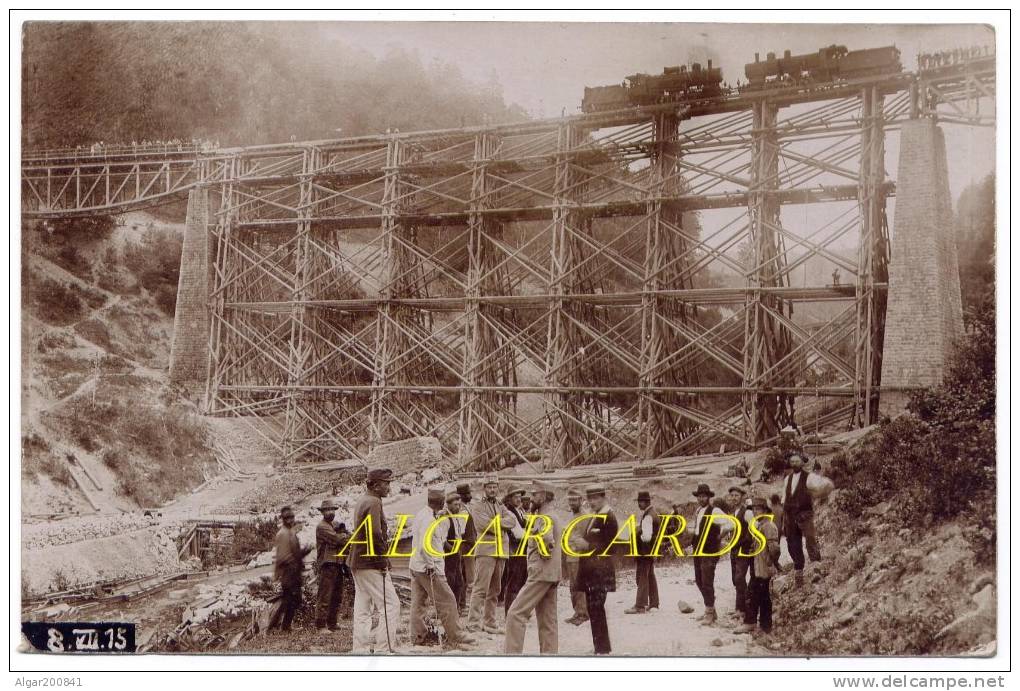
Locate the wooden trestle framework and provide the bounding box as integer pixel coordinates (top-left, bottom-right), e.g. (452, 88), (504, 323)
(21, 56), (995, 470)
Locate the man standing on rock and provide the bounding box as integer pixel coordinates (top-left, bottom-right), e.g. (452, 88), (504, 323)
(690, 484), (733, 626)
(577, 483), (618, 655)
(268, 505), (312, 633)
(728, 486), (754, 621)
(314, 498), (349, 633)
(408, 488), (475, 650)
(562, 487), (589, 626)
(347, 468), (400, 653)
(783, 453), (822, 587)
(505, 481), (562, 654)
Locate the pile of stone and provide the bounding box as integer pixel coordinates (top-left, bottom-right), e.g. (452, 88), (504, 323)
(22, 513), (163, 551)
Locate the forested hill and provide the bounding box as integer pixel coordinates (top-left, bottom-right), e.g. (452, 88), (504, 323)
(21, 22), (529, 149)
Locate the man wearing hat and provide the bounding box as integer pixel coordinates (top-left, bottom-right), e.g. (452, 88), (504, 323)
(783, 453), (822, 587)
(314, 498), (350, 633)
(728, 485), (754, 621)
(465, 475), (522, 634)
(689, 483), (734, 626)
(505, 481), (562, 654)
(268, 505), (313, 633)
(735, 495), (781, 635)
(577, 483), (618, 655)
(408, 489), (475, 650)
(500, 486), (529, 613)
(562, 487), (589, 626)
(456, 482), (477, 609)
(443, 490), (468, 611)
(625, 490), (660, 614)
(348, 468), (401, 653)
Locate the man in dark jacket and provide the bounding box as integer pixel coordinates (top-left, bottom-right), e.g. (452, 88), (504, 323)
(728, 486), (754, 620)
(314, 498), (349, 632)
(444, 490), (468, 610)
(783, 453), (822, 586)
(577, 483), (618, 655)
(625, 490), (659, 614)
(456, 482), (476, 611)
(268, 505), (312, 632)
(500, 487), (529, 613)
(347, 468), (400, 653)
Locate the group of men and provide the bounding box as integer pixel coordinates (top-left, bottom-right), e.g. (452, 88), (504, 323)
(268, 451), (822, 653)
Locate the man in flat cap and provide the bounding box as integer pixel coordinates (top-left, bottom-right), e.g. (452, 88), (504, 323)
(500, 486), (529, 613)
(456, 482), (477, 610)
(505, 481), (562, 654)
(409, 488), (475, 650)
(689, 483), (734, 626)
(465, 475), (522, 634)
(625, 490), (660, 614)
(348, 468), (400, 653)
(562, 487), (589, 626)
(443, 490), (468, 611)
(314, 498), (350, 633)
(577, 483), (618, 654)
(735, 495), (781, 635)
(268, 505), (312, 633)
(728, 485), (754, 621)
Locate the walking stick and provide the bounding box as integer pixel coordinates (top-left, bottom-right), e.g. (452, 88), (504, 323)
(427, 567), (445, 648)
(381, 569), (394, 653)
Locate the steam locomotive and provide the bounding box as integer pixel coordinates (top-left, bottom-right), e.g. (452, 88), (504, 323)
(743, 45), (902, 90)
(581, 60), (724, 113)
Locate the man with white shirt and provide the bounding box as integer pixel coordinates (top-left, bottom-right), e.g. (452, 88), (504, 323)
(408, 488), (475, 650)
(625, 490), (660, 614)
(690, 483), (734, 626)
(783, 453), (822, 587)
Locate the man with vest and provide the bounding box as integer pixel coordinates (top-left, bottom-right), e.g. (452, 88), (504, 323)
(456, 482), (476, 611)
(625, 490), (660, 614)
(465, 475), (522, 635)
(562, 487), (590, 626)
(500, 487), (529, 613)
(408, 488), (475, 650)
(577, 483), (618, 655)
(347, 468), (401, 653)
(504, 481), (562, 654)
(728, 486), (754, 620)
(783, 453), (822, 587)
(689, 483), (734, 626)
(314, 498), (350, 633)
(443, 489), (468, 611)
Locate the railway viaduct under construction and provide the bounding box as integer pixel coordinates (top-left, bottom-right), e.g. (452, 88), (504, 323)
(21, 50), (995, 471)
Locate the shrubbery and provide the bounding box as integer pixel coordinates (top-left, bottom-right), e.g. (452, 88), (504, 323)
(830, 302), (995, 562)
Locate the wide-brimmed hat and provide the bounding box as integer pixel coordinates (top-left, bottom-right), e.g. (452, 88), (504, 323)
(456, 483), (472, 495)
(566, 487), (583, 499)
(427, 488), (445, 503)
(503, 486), (525, 501)
(585, 483), (607, 498)
(637, 490), (651, 502)
(692, 483), (715, 498)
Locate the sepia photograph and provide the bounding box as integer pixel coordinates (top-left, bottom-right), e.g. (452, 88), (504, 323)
(11, 10), (1007, 682)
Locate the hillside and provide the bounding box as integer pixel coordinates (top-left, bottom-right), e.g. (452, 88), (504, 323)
(21, 211), (217, 516)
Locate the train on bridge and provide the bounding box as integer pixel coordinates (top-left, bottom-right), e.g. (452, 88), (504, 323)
(581, 44), (903, 113)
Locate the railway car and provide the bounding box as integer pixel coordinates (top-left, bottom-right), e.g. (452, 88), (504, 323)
(581, 60), (725, 113)
(743, 45), (901, 90)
